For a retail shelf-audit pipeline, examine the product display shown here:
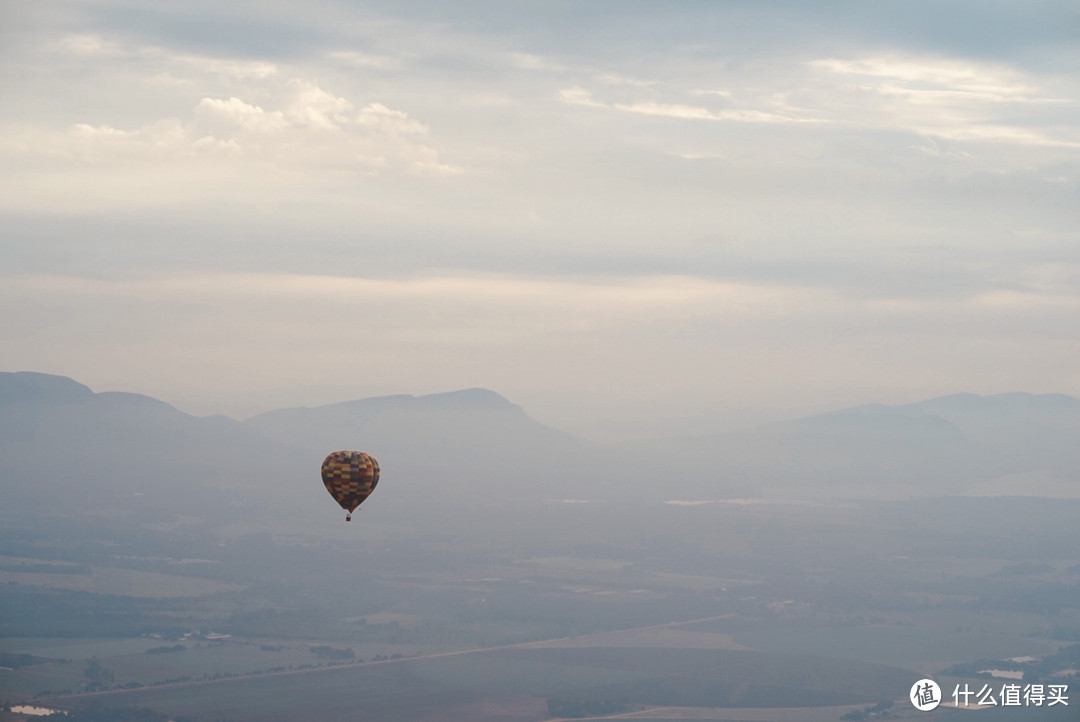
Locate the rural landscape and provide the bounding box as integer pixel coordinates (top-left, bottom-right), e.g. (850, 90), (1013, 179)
(4, 1), (1079, 720)
(1, 372), (1078, 721)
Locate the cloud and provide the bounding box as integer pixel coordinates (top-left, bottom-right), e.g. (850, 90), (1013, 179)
(559, 87), (826, 125)
(613, 100), (822, 124)
(54, 33), (123, 56)
(809, 57), (1039, 99)
(354, 102), (428, 135)
(168, 54), (278, 81)
(557, 51), (1078, 149)
(3, 1), (1078, 429)
(557, 87), (604, 108)
(194, 97), (290, 135)
(1, 79), (457, 208)
(12, 267), (1078, 345)
(327, 50), (397, 70)
(594, 72), (657, 88)
(809, 54), (1080, 147)
(8, 272), (803, 315)
(51, 33), (279, 79)
(5, 269), (1078, 423)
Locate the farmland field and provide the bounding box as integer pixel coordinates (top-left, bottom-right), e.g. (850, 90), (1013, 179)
(733, 624), (1066, 671)
(0, 565), (241, 597)
(4, 496), (1079, 721)
(29, 644), (919, 721)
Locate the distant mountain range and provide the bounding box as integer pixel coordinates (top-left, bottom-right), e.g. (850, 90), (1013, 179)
(0, 372), (300, 522)
(246, 386), (588, 501)
(2, 372), (1078, 525)
(635, 392), (1080, 501)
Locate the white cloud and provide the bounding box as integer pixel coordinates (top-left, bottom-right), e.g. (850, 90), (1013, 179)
(511, 53), (567, 72)
(10, 272), (804, 313)
(1, 80), (457, 198)
(809, 54), (1080, 147)
(557, 52), (1077, 150)
(594, 72), (656, 88)
(63, 118), (190, 162)
(168, 54), (278, 81)
(54, 33), (123, 56)
(558, 86), (604, 108)
(354, 102), (428, 135)
(5, 3), (1079, 428)
(691, 89), (735, 100)
(560, 86), (827, 125)
(614, 100), (721, 121)
(810, 57), (1040, 102)
(51, 33), (278, 79)
(289, 81), (353, 126)
(327, 50), (397, 70)
(614, 100), (821, 124)
(194, 97), (290, 135)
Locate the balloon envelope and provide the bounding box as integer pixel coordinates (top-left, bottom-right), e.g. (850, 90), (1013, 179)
(321, 451), (380, 515)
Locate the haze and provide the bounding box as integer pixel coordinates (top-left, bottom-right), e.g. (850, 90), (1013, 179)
(3, 1), (1078, 438)
(5, 7), (1080, 720)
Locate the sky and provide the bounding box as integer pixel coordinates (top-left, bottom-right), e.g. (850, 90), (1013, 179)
(2, 1), (1078, 438)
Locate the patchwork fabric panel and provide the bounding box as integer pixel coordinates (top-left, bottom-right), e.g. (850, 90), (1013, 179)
(321, 450), (380, 513)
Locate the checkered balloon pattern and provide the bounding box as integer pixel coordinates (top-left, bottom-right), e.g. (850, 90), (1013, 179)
(321, 450), (380, 513)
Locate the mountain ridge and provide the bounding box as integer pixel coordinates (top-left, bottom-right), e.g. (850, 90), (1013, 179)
(6, 371), (1076, 436)
(1, 371), (1078, 519)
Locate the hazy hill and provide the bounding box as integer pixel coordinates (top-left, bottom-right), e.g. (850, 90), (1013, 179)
(0, 372), (304, 520)
(2, 373), (1078, 525)
(244, 388), (597, 502)
(911, 393), (1080, 468)
(628, 393), (1080, 500)
(0, 374), (599, 525)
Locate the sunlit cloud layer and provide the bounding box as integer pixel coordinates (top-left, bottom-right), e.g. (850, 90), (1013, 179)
(1, 2), (1078, 433)
(1, 34), (455, 213)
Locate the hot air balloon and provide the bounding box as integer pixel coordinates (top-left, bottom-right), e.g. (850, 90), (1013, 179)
(321, 451), (380, 521)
